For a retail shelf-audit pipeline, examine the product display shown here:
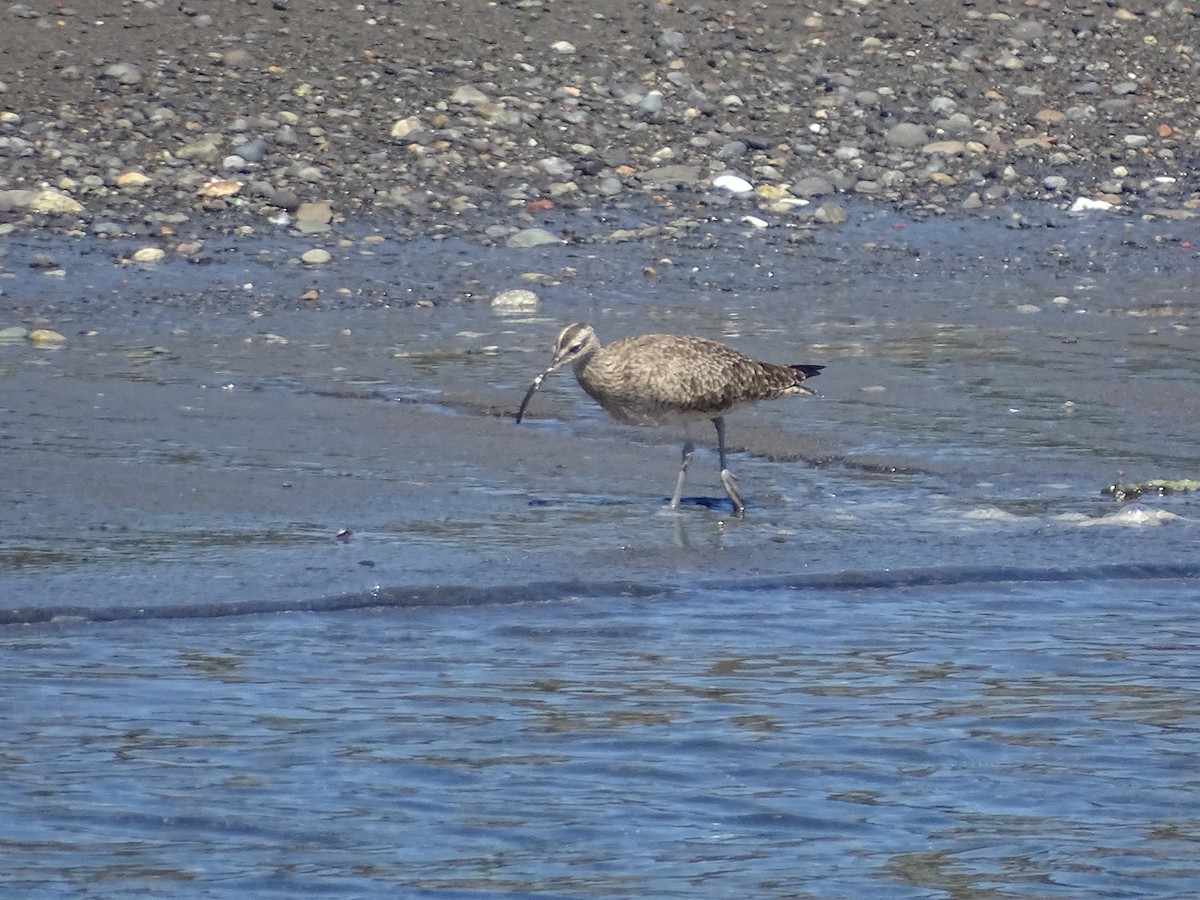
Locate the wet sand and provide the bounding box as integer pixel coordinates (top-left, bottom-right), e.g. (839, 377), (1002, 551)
(2, 207), (1198, 615)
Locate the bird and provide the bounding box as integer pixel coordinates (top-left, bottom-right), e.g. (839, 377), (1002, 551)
(516, 322), (823, 516)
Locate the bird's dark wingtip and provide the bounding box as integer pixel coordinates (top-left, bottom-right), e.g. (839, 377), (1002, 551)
(791, 363), (824, 381)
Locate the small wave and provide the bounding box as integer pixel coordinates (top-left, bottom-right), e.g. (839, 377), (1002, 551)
(3, 562), (1199, 627)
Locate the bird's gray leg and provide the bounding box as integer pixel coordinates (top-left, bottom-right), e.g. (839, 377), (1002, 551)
(671, 438), (695, 509)
(713, 416), (745, 517)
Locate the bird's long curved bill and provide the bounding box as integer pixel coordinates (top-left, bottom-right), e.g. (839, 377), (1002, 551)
(515, 371), (548, 423)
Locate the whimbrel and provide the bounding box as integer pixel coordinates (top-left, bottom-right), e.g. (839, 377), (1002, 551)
(516, 323), (824, 516)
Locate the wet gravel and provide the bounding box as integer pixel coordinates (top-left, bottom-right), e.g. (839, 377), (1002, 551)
(1, 0), (1198, 245)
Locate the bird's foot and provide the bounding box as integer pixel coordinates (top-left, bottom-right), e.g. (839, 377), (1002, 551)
(720, 469), (745, 518)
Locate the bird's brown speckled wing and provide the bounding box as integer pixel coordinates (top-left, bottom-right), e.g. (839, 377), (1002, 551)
(580, 334), (808, 422)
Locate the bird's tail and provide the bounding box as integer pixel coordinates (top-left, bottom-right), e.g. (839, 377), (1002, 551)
(790, 363), (824, 395)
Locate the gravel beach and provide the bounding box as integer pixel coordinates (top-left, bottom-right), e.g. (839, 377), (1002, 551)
(2, 0), (1198, 241)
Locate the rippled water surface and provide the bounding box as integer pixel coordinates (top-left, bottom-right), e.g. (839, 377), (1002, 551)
(3, 214), (1199, 896)
(5, 574), (1200, 898)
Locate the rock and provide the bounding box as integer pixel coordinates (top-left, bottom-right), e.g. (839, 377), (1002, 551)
(711, 173), (753, 195)
(176, 135), (222, 161)
(131, 247), (166, 263)
(1069, 197), (1116, 213)
(301, 248), (332, 265)
(791, 176), (836, 197)
(755, 184), (791, 201)
(638, 165), (701, 188)
(505, 228), (563, 249)
(196, 180), (242, 199)
(538, 156), (574, 179)
(814, 202), (849, 225)
(233, 138), (269, 162)
(636, 90), (664, 119)
(1034, 109), (1067, 126)
(390, 117), (422, 140)
(28, 189), (84, 214)
(490, 289), (540, 312)
(295, 200), (334, 234)
(116, 171), (152, 188)
(223, 48), (254, 68)
(450, 85), (491, 106)
(550, 40), (576, 54)
(1010, 19), (1047, 42)
(0, 326), (29, 343)
(922, 140), (968, 155)
(102, 62), (142, 85)
(28, 328), (67, 347)
(885, 123), (929, 149)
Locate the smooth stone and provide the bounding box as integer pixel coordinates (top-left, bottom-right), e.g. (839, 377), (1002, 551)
(450, 85), (491, 105)
(116, 171), (152, 188)
(638, 165), (700, 188)
(102, 62), (142, 85)
(1069, 197), (1116, 213)
(791, 176), (835, 197)
(28, 328), (67, 347)
(131, 247), (166, 263)
(176, 135), (222, 161)
(301, 248), (332, 265)
(233, 138), (268, 162)
(390, 117), (422, 139)
(711, 173), (753, 194)
(814, 201), (849, 225)
(0, 326), (29, 343)
(28, 189), (84, 214)
(505, 228), (563, 249)
(490, 289), (540, 312)
(923, 140), (968, 155)
(885, 123), (929, 149)
(295, 201), (333, 233)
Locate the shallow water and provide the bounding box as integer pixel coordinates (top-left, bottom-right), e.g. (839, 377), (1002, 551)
(3, 211), (1199, 895)
(5, 573), (1199, 897)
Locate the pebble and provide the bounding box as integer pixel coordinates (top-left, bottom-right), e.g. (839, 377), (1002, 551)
(1070, 197), (1116, 213)
(490, 289), (540, 312)
(505, 228), (563, 249)
(711, 173), (753, 195)
(814, 202), (850, 226)
(27, 190), (84, 214)
(301, 248), (332, 265)
(390, 117), (422, 140)
(102, 63), (142, 85)
(0, 326), (29, 343)
(131, 247), (166, 263)
(0, 2), (1194, 241)
(28, 328), (67, 347)
(116, 172), (152, 188)
(639, 165), (700, 189)
(295, 201), (334, 234)
(450, 85), (491, 106)
(886, 123), (929, 149)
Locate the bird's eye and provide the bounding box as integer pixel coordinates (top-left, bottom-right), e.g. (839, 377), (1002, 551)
(569, 342), (584, 353)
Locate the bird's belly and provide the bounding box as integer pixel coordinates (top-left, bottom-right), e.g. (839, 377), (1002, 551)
(596, 396), (721, 427)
